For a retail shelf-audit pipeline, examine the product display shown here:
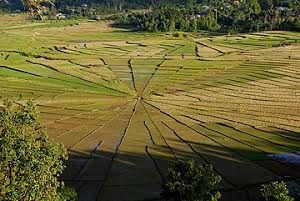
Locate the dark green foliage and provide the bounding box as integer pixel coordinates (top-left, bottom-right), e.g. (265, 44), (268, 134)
(58, 185), (78, 201)
(172, 32), (180, 37)
(0, 100), (77, 201)
(292, 17), (300, 31)
(1, 0), (199, 11)
(2, 0), (298, 32)
(114, 5), (218, 32)
(112, 0), (299, 33)
(161, 160), (222, 201)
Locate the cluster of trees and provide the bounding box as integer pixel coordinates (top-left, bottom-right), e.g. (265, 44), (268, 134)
(162, 160), (296, 201)
(161, 160), (222, 201)
(114, 0), (300, 33)
(114, 5), (218, 32)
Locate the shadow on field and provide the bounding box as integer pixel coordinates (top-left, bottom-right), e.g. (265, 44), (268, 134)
(60, 141), (300, 201)
(109, 23), (223, 37)
(108, 23), (140, 32)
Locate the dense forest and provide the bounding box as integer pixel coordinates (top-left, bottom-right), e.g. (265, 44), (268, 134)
(1, 0), (182, 11)
(1, 0), (299, 11)
(0, 0), (299, 33)
(114, 0), (300, 33)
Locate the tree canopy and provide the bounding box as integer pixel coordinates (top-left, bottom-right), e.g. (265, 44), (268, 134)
(161, 160), (222, 201)
(0, 100), (76, 201)
(114, 0), (299, 33)
(261, 181), (294, 201)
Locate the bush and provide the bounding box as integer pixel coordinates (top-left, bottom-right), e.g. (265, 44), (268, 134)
(173, 32), (180, 37)
(58, 184), (78, 201)
(261, 181), (294, 201)
(161, 160), (222, 201)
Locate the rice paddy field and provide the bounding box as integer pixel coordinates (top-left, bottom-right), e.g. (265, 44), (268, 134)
(0, 14), (300, 201)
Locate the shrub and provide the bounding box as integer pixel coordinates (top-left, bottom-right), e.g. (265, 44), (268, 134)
(58, 185), (78, 201)
(161, 160), (221, 201)
(173, 32), (180, 37)
(261, 181), (294, 201)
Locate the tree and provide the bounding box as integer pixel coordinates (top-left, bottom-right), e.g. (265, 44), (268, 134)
(261, 181), (294, 201)
(108, 0), (125, 11)
(0, 100), (77, 200)
(161, 160), (222, 201)
(293, 17), (300, 31)
(258, 0), (273, 10)
(179, 18), (190, 31)
(169, 18), (176, 31)
(21, 0), (55, 20)
(248, 0), (262, 14)
(186, 0), (196, 9)
(191, 19), (198, 32)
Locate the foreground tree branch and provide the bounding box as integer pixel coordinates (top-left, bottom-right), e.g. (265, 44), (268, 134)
(21, 0), (55, 20)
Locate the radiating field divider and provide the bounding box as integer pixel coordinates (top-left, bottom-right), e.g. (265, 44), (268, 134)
(143, 101), (284, 179)
(68, 100), (135, 151)
(145, 145), (165, 184)
(142, 59), (165, 97)
(76, 141), (104, 181)
(175, 112), (300, 177)
(141, 101), (178, 160)
(148, 98), (300, 130)
(144, 121), (156, 145)
(27, 60), (129, 95)
(101, 58), (128, 85)
(96, 100), (138, 200)
(128, 59), (137, 93)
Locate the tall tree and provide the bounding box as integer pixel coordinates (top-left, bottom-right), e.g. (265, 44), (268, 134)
(169, 18), (176, 31)
(241, 0), (261, 17)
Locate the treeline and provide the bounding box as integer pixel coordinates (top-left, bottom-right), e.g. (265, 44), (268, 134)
(1, 0), (299, 33)
(55, 0), (178, 10)
(114, 0), (300, 33)
(0, 0), (196, 12)
(114, 5), (218, 32)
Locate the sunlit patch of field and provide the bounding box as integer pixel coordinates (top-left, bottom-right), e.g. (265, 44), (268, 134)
(0, 14), (300, 201)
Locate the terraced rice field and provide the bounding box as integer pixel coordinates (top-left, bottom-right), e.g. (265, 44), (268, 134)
(0, 15), (300, 201)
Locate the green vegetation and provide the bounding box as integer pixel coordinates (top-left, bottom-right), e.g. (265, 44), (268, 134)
(261, 181), (294, 201)
(116, 0), (300, 33)
(0, 100), (77, 200)
(2, 0), (299, 33)
(161, 160), (221, 201)
(0, 15), (299, 201)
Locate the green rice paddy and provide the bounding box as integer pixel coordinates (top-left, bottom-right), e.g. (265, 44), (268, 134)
(0, 14), (300, 201)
